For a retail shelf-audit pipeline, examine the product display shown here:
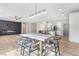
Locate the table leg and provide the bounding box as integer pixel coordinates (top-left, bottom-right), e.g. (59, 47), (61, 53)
(39, 41), (43, 56)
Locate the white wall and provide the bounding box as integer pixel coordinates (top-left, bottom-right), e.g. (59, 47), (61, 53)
(69, 12), (79, 43)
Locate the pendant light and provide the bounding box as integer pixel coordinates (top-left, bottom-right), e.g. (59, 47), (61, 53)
(29, 3), (47, 18)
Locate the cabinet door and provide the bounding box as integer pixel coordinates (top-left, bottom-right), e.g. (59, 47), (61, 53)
(21, 22), (26, 33)
(30, 23), (37, 33)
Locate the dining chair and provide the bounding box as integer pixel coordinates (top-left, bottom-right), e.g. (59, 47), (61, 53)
(51, 36), (61, 56)
(44, 36), (61, 56)
(21, 38), (39, 56)
(17, 36), (29, 55)
(44, 30), (61, 56)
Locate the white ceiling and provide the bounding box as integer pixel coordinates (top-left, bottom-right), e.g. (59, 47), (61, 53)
(0, 3), (79, 22)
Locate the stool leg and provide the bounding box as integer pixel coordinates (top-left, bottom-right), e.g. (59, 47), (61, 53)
(22, 47), (25, 56)
(54, 43), (57, 56)
(21, 43), (23, 55)
(44, 46), (47, 56)
(37, 48), (39, 56)
(21, 46), (23, 55)
(57, 41), (60, 56)
(28, 46), (31, 56)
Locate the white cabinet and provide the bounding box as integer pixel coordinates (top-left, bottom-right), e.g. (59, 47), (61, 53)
(30, 23), (37, 33)
(21, 22), (37, 33)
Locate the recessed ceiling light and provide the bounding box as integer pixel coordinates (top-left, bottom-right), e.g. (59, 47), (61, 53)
(38, 13), (42, 16)
(58, 8), (62, 11)
(42, 11), (47, 14)
(34, 14), (38, 17)
(28, 15), (34, 18)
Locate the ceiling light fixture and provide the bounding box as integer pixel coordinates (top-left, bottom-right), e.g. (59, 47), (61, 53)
(29, 3), (47, 18)
(58, 8), (62, 11)
(58, 8), (65, 17)
(14, 16), (22, 20)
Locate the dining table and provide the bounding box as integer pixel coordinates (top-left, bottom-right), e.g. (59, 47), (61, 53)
(20, 33), (53, 56)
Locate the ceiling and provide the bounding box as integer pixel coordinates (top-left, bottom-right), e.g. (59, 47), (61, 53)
(0, 3), (79, 22)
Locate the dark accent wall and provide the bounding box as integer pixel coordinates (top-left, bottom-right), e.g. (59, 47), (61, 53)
(0, 20), (21, 35)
